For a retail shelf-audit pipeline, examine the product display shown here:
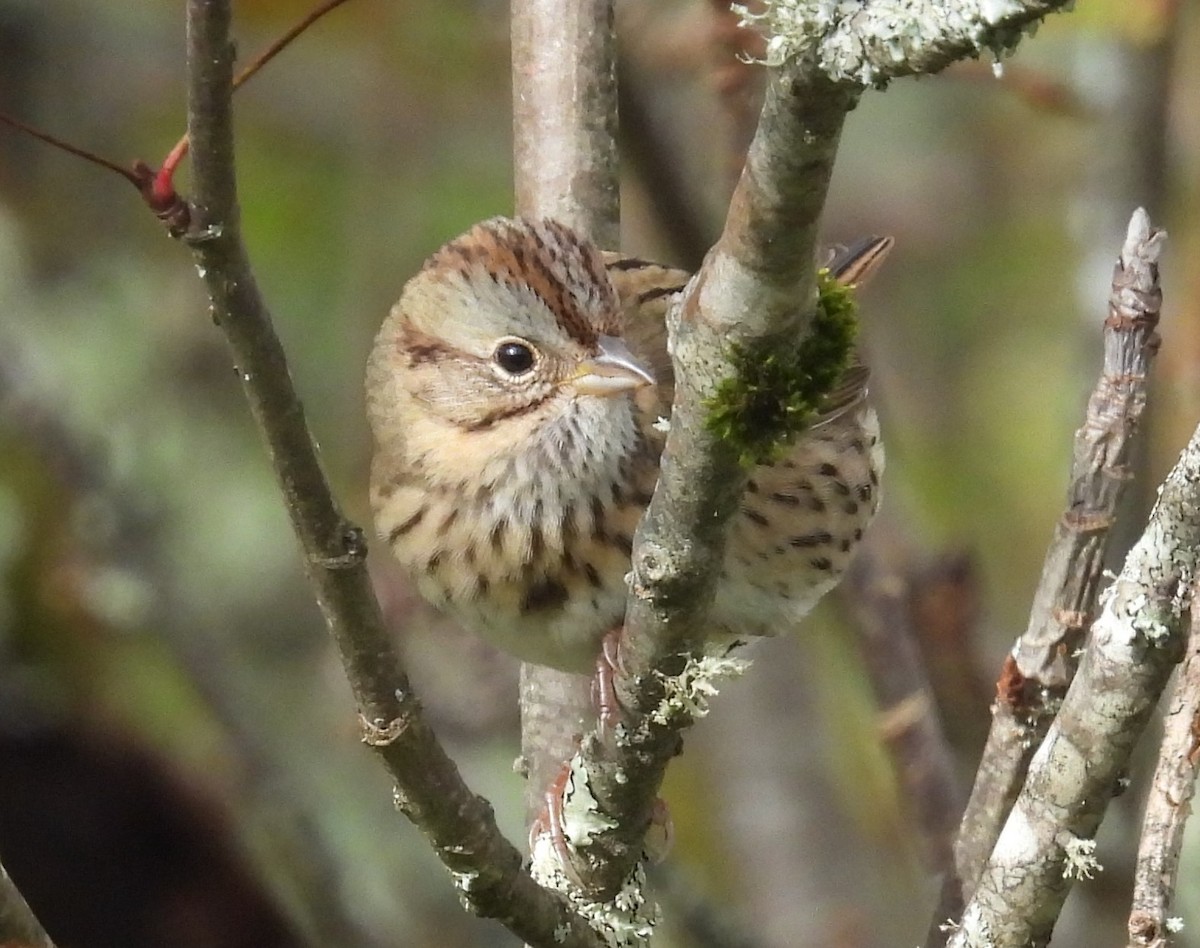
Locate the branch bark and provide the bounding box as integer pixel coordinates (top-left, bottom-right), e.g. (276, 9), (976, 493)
(933, 209), (1165, 938)
(181, 3), (603, 946)
(1126, 610), (1200, 948)
(0, 857), (56, 948)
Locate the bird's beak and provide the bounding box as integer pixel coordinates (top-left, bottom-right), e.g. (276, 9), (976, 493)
(569, 335), (655, 397)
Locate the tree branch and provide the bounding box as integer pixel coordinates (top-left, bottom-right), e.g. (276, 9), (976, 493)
(541, 0), (1079, 911)
(1126, 610), (1200, 948)
(933, 209), (1166, 938)
(0, 857), (56, 948)
(946, 223), (1196, 948)
(181, 3), (603, 945)
(510, 0), (621, 842)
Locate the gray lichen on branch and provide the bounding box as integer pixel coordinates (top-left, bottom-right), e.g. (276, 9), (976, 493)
(734, 0), (1079, 85)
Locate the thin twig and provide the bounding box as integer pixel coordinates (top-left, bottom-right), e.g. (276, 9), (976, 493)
(180, 3), (602, 946)
(933, 208), (1166, 940)
(0, 112), (141, 185)
(0, 857), (56, 948)
(1126, 610), (1200, 948)
(842, 550), (963, 874)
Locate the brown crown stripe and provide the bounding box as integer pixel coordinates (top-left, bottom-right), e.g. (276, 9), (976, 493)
(485, 220), (600, 349)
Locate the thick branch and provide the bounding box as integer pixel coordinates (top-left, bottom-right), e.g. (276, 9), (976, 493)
(1126, 610), (1200, 948)
(512, 0), (619, 247)
(0, 858), (56, 948)
(181, 3), (602, 946)
(948, 401), (1200, 948)
(932, 209), (1165, 938)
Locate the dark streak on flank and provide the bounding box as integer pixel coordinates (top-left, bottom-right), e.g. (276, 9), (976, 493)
(790, 532), (832, 548)
(605, 256), (657, 271)
(521, 578), (569, 613)
(743, 508), (769, 526)
(388, 507), (426, 544)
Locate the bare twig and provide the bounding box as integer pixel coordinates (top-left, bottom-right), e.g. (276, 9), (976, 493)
(0, 857), (56, 948)
(1126, 610), (1200, 948)
(180, 3), (602, 946)
(842, 550), (963, 874)
(943, 221), (1193, 948)
(933, 208), (1167, 939)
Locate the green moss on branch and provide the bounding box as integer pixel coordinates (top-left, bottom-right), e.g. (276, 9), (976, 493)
(703, 269), (858, 467)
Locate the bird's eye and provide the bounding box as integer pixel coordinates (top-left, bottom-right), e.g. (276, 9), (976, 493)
(493, 340), (537, 376)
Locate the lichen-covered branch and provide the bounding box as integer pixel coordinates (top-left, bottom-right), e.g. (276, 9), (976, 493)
(931, 210), (1165, 940)
(947, 409), (1200, 948)
(1126, 610), (1200, 948)
(0, 857), (56, 948)
(735, 0), (1077, 85)
(181, 3), (603, 946)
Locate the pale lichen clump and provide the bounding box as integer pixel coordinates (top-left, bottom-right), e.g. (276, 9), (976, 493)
(731, 0), (1044, 85)
(529, 831), (660, 948)
(1061, 834), (1102, 880)
(651, 653), (753, 726)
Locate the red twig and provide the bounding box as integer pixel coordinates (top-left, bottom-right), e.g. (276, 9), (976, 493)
(0, 0), (355, 236)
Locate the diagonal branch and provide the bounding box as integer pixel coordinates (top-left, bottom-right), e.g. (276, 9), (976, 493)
(948, 397), (1198, 947)
(180, 2), (602, 946)
(0, 857), (56, 948)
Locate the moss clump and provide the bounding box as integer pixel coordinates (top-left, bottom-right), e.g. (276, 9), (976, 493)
(704, 268), (858, 467)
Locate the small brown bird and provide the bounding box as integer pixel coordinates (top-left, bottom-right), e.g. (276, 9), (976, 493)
(366, 217), (888, 673)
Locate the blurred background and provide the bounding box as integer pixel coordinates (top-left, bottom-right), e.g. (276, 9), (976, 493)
(0, 0), (1196, 945)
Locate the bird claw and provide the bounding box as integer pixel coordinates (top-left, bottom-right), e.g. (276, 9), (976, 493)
(528, 763), (583, 886)
(592, 626), (628, 742)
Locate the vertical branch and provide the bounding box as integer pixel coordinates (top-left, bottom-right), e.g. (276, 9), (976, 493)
(510, 0), (620, 824)
(0, 858), (56, 948)
(511, 0), (619, 245)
